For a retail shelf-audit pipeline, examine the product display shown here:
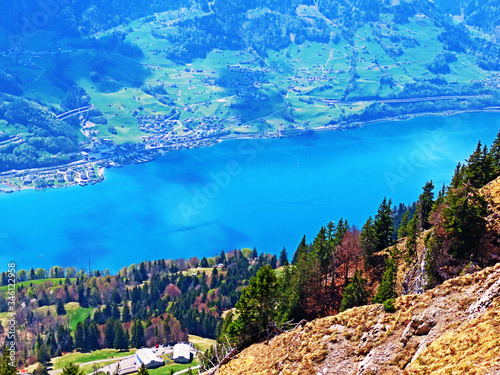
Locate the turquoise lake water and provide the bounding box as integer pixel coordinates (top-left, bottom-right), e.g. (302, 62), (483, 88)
(1, 112), (500, 273)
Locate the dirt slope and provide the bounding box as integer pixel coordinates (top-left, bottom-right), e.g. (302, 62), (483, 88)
(217, 261), (500, 375)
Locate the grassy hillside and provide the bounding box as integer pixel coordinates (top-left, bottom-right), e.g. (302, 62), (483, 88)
(65, 302), (95, 331)
(0, 278), (68, 292)
(51, 348), (136, 371)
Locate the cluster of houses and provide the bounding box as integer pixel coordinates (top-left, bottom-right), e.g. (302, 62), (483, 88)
(138, 114), (233, 151)
(483, 73), (500, 89)
(20, 164), (104, 187)
(137, 114), (176, 133)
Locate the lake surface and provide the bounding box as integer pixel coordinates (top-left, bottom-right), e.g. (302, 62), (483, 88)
(2, 112), (500, 273)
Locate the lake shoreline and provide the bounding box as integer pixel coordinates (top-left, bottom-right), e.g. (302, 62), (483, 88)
(2, 107), (500, 194)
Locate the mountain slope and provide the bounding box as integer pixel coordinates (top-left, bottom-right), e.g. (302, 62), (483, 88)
(216, 263), (500, 374)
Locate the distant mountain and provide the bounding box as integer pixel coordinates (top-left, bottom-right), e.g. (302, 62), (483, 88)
(1, 0), (500, 178)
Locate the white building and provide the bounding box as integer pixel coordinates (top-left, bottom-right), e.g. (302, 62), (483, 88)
(136, 348), (165, 369)
(173, 343), (193, 364)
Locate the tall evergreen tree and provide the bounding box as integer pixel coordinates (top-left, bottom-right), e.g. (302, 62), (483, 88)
(360, 216), (378, 260)
(417, 181), (434, 230)
(374, 197), (394, 251)
(113, 322), (129, 350)
(405, 215), (418, 264)
(441, 184), (487, 259)
(104, 318), (117, 348)
(56, 299), (66, 316)
(56, 325), (74, 353)
(292, 235), (308, 265)
(463, 141), (493, 188)
(450, 162), (465, 189)
(74, 322), (84, 351)
(397, 211), (410, 239)
(488, 130), (500, 176)
(373, 256), (397, 304)
(130, 319), (146, 348)
(270, 255), (278, 269)
(339, 271), (368, 312)
(122, 304), (132, 323)
(227, 265), (279, 348)
(251, 247), (258, 258)
(278, 247), (288, 267)
(37, 344), (51, 365)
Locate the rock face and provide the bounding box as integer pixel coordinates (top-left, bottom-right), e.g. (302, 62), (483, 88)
(217, 264), (500, 375)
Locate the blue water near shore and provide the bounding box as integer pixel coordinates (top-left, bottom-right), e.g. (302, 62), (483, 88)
(1, 112), (500, 273)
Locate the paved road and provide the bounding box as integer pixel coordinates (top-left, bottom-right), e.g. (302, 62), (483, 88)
(174, 365), (201, 374)
(48, 355), (134, 375)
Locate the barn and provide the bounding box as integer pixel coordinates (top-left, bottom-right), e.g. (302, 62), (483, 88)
(136, 348), (165, 369)
(173, 343), (193, 364)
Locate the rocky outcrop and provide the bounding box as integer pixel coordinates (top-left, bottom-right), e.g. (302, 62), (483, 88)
(217, 264), (500, 375)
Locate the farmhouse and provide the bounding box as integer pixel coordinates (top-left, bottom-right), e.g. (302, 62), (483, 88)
(135, 348), (165, 369)
(173, 343), (193, 363)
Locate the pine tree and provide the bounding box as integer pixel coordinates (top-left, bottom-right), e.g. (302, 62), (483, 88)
(417, 181), (434, 230)
(130, 319), (146, 348)
(105, 318), (117, 348)
(1, 348), (17, 375)
(276, 263), (301, 321)
(74, 322), (84, 351)
(360, 216), (378, 260)
(450, 162), (465, 189)
(489, 130), (500, 176)
(278, 247), (288, 267)
(463, 141), (493, 188)
(291, 235), (308, 265)
(56, 299), (66, 316)
(56, 325), (74, 353)
(37, 344), (51, 365)
(397, 211), (410, 239)
(373, 257), (397, 304)
(374, 197), (394, 251)
(270, 255), (278, 269)
(442, 184), (487, 260)
(339, 271), (368, 312)
(137, 363), (150, 375)
(113, 322), (129, 351)
(227, 265), (279, 347)
(46, 331), (58, 357)
(61, 363), (84, 375)
(122, 304), (131, 323)
(200, 257), (209, 268)
(251, 247), (258, 258)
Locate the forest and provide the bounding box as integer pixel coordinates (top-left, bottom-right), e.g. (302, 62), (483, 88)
(0, 248), (281, 370)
